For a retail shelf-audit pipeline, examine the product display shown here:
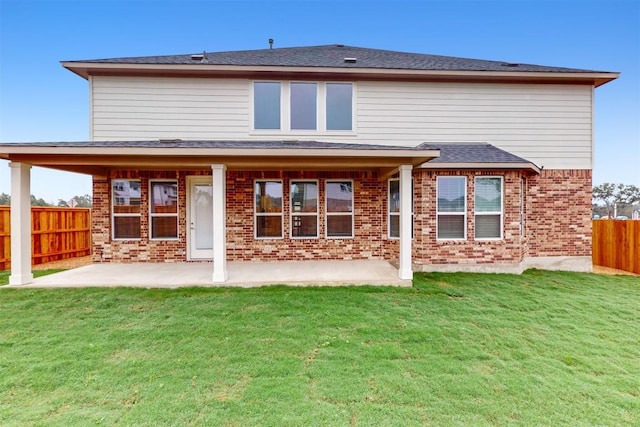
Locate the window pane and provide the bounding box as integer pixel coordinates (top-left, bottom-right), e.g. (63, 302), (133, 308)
(114, 216), (141, 239)
(151, 181), (178, 213)
(113, 180), (141, 213)
(437, 215), (465, 239)
(389, 215), (400, 238)
(437, 177), (465, 212)
(256, 216), (282, 238)
(327, 215), (353, 237)
(327, 83), (352, 130)
(475, 215), (501, 239)
(194, 184), (213, 250)
(327, 182), (353, 213)
(151, 216), (178, 239)
(290, 82), (317, 130)
(255, 181), (282, 213)
(476, 178), (502, 212)
(389, 180), (400, 213)
(254, 82), (281, 129)
(291, 182), (318, 213)
(292, 215), (317, 237)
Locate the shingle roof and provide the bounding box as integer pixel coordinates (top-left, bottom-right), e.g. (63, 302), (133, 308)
(0, 140), (429, 151)
(63, 44), (604, 73)
(419, 143), (534, 164)
(0, 140), (538, 171)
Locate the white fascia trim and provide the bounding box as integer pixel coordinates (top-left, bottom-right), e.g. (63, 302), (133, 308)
(61, 62), (619, 86)
(421, 162), (541, 174)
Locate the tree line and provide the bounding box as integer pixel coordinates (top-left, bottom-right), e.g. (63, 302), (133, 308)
(592, 183), (640, 218)
(0, 193), (92, 208)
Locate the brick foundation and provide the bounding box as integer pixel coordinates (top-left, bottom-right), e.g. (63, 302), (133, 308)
(91, 168), (592, 270)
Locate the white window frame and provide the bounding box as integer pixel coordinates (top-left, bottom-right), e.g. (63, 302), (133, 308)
(254, 180), (284, 240)
(290, 180), (319, 239)
(251, 81), (355, 135)
(388, 178), (414, 239)
(325, 82), (355, 132)
(252, 81), (282, 131)
(289, 82), (318, 131)
(474, 176), (504, 240)
(325, 180), (354, 239)
(111, 179), (141, 241)
(149, 179), (179, 241)
(436, 176), (467, 241)
(520, 177), (526, 237)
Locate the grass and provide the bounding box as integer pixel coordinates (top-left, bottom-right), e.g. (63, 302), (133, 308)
(0, 270), (638, 426)
(0, 269), (65, 285)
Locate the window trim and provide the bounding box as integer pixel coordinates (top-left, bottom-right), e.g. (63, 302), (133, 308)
(254, 179), (284, 240)
(520, 177), (526, 237)
(325, 179), (354, 239)
(289, 82), (318, 131)
(325, 82), (355, 132)
(290, 180), (319, 239)
(252, 81), (282, 131)
(251, 81), (356, 135)
(474, 176), (504, 240)
(436, 176), (467, 241)
(388, 178), (414, 239)
(148, 179), (179, 241)
(111, 178), (142, 241)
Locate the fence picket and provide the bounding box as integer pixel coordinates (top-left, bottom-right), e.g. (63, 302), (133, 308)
(592, 219), (640, 274)
(0, 206), (91, 270)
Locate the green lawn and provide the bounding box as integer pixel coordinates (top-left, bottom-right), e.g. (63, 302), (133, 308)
(1, 270), (638, 426)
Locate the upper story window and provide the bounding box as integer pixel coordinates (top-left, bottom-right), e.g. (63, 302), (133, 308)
(290, 83), (317, 130)
(326, 83), (353, 131)
(253, 81), (354, 132)
(254, 82), (281, 130)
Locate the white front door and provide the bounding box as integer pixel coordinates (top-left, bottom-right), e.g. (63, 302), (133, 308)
(187, 176), (214, 260)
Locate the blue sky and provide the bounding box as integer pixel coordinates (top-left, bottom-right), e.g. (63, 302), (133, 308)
(1, 0), (638, 202)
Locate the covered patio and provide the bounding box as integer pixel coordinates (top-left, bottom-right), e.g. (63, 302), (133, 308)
(1, 140), (439, 286)
(5, 260), (411, 288)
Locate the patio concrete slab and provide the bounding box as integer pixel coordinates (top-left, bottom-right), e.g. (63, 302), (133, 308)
(7, 260), (411, 288)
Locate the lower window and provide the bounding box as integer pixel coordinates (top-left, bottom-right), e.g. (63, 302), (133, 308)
(475, 177), (503, 239)
(326, 181), (354, 237)
(437, 176), (466, 239)
(150, 180), (178, 239)
(255, 180), (283, 238)
(112, 179), (141, 239)
(291, 181), (319, 238)
(388, 179), (413, 238)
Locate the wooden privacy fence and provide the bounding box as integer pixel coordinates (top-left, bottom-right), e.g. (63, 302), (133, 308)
(593, 219), (640, 275)
(0, 206), (91, 270)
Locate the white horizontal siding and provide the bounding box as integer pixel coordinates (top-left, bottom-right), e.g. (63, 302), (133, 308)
(91, 76), (593, 170)
(356, 81), (593, 170)
(91, 76), (250, 140)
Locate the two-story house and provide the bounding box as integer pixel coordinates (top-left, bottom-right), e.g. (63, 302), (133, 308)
(1, 44), (618, 285)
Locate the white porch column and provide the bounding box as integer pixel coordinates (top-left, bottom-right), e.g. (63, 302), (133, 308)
(398, 164), (413, 280)
(9, 162), (33, 285)
(211, 164), (228, 282)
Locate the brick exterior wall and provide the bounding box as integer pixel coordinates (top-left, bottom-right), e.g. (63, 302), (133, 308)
(525, 169), (592, 257)
(91, 168), (591, 266)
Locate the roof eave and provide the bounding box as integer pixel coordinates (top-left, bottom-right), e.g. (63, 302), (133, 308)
(60, 62), (619, 86)
(420, 161), (541, 174)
